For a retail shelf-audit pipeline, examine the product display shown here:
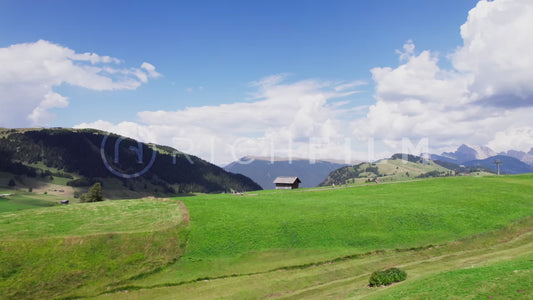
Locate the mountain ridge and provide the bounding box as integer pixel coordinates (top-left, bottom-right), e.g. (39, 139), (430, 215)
(431, 144), (533, 167)
(0, 128), (262, 197)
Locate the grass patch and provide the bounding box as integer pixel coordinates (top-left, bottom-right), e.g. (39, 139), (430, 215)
(3, 174), (533, 299)
(0, 199), (183, 238)
(94, 217), (533, 300)
(370, 253), (533, 299)
(0, 198), (189, 299)
(130, 175), (533, 288)
(0, 189), (65, 213)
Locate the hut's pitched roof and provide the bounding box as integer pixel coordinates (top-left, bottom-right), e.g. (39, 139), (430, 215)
(273, 176), (301, 184)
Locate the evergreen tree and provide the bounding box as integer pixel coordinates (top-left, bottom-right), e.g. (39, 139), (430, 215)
(80, 182), (103, 203)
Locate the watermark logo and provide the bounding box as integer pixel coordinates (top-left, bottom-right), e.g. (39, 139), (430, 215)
(100, 133), (157, 178)
(100, 132), (432, 177)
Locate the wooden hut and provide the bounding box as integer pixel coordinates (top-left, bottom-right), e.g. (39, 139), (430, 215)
(273, 177), (301, 190)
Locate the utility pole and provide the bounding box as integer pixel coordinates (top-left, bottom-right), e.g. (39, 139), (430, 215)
(494, 160), (502, 176)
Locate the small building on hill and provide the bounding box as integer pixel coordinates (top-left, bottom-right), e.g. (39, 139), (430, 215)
(273, 177), (301, 190)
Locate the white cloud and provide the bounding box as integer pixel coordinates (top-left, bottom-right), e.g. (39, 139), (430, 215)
(78, 0), (533, 163)
(453, 0), (533, 101)
(488, 127), (533, 153)
(0, 40), (160, 127)
(28, 91), (69, 125)
(141, 62), (161, 78)
(355, 0), (533, 154)
(395, 39), (415, 62)
(76, 77), (364, 165)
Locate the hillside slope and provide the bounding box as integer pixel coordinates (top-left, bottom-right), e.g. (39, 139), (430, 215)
(0, 198), (189, 299)
(98, 174), (533, 299)
(0, 128), (261, 196)
(320, 154), (457, 186)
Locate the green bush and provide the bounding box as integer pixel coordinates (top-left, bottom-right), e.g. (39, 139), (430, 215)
(369, 267), (407, 287)
(79, 182), (103, 203)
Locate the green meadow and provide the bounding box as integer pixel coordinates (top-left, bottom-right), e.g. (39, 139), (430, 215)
(0, 199), (189, 299)
(0, 175), (532, 299)
(0, 190), (64, 213)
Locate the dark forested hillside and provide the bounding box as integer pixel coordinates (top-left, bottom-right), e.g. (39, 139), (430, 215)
(0, 128), (261, 194)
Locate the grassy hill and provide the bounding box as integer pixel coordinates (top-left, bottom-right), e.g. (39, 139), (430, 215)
(320, 154), (452, 186)
(101, 174), (532, 299)
(0, 198), (189, 299)
(320, 154), (494, 186)
(1, 174), (532, 299)
(0, 188), (66, 213)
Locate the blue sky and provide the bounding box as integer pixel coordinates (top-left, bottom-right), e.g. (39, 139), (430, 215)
(1, 0), (474, 122)
(1, 0), (532, 164)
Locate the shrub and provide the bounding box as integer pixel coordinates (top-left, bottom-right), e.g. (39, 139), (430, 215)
(369, 267), (407, 287)
(8, 178), (16, 187)
(79, 182), (103, 203)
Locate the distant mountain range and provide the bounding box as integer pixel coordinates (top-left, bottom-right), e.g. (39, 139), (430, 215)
(500, 149), (533, 165)
(225, 144), (533, 190)
(224, 156), (351, 189)
(0, 128), (261, 197)
(319, 153), (497, 187)
(320, 148), (533, 188)
(429, 144), (533, 174)
(462, 155), (533, 174)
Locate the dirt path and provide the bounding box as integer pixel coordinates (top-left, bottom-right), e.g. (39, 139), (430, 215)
(178, 200), (190, 226)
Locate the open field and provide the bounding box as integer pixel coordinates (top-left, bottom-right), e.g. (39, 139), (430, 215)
(0, 188), (68, 213)
(95, 217), (533, 299)
(1, 174), (532, 299)
(0, 198), (188, 299)
(99, 174), (533, 298)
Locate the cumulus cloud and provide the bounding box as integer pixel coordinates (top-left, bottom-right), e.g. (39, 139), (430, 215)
(0, 40), (160, 126)
(78, 0), (533, 163)
(488, 127), (533, 153)
(76, 77), (365, 164)
(355, 0), (533, 154)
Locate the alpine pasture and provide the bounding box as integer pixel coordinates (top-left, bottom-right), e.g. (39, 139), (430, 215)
(1, 175), (532, 299)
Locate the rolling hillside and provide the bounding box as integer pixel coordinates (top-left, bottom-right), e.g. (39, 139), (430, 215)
(1, 174), (532, 299)
(320, 154), (461, 186)
(0, 198), (189, 299)
(100, 174), (533, 299)
(0, 128), (261, 198)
